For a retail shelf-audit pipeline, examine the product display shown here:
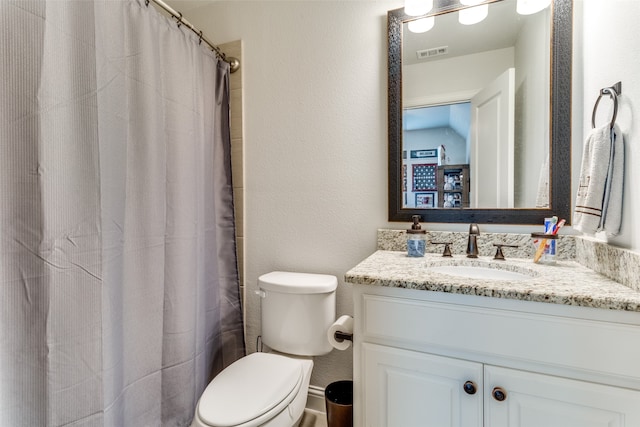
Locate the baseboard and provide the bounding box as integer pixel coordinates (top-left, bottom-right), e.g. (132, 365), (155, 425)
(306, 385), (326, 413)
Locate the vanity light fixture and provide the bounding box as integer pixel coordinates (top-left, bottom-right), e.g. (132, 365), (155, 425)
(404, 0), (433, 16)
(408, 16), (435, 33)
(516, 0), (551, 15)
(458, 3), (489, 25)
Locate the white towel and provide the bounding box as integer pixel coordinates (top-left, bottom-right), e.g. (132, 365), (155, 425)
(573, 124), (624, 236)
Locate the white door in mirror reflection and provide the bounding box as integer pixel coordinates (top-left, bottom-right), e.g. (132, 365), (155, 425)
(470, 68), (515, 208)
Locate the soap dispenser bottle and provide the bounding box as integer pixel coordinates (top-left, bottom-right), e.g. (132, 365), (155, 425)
(407, 215), (427, 257)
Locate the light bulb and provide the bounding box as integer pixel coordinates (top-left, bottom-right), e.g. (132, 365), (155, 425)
(516, 0), (552, 15)
(407, 16), (435, 33)
(405, 0), (434, 17)
(458, 4), (488, 25)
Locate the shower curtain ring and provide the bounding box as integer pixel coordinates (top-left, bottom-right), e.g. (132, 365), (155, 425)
(175, 12), (183, 28)
(144, 0), (149, 6)
(198, 31), (203, 45)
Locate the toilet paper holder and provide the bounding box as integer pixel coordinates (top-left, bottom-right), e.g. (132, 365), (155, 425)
(333, 331), (353, 342)
(328, 315), (354, 349)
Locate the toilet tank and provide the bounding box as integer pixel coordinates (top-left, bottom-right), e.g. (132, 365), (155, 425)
(258, 271), (337, 356)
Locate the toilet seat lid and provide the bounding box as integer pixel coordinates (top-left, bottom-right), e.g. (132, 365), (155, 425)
(198, 352), (304, 427)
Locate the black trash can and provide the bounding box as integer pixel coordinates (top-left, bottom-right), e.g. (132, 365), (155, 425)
(324, 380), (353, 427)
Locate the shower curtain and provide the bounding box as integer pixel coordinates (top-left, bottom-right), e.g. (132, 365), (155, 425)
(0, 1), (245, 426)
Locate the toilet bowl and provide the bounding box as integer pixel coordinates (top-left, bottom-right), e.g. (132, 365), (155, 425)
(191, 271), (338, 427)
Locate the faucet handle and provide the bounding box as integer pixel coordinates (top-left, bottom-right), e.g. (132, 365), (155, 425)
(493, 243), (519, 260)
(430, 241), (453, 257)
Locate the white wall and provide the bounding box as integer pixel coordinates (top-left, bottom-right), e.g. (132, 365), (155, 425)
(576, 0), (640, 249)
(182, 0), (403, 388)
(175, 0), (640, 390)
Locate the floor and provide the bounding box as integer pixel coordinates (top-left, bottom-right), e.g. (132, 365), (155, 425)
(299, 408), (328, 427)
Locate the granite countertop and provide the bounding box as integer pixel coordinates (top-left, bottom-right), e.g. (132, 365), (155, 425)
(345, 250), (640, 312)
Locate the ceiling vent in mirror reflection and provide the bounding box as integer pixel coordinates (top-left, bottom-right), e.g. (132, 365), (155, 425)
(416, 46), (448, 60)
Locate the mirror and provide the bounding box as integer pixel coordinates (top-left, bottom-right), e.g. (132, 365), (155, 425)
(388, 0), (572, 224)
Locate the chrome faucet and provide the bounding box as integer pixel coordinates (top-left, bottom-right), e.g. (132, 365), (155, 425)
(466, 223), (480, 258)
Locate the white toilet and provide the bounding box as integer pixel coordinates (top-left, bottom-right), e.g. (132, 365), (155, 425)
(191, 271), (338, 427)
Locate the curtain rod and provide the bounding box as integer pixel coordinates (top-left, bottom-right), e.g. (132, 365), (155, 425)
(147, 0), (240, 73)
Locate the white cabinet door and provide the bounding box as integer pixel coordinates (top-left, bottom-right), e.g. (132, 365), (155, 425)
(362, 343), (483, 427)
(485, 365), (640, 427)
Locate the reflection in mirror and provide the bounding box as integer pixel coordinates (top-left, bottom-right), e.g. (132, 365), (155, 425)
(388, 0), (573, 225)
(404, 102), (471, 208)
(402, 0), (550, 210)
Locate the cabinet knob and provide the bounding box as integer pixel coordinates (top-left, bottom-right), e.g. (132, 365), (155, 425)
(492, 387), (507, 402)
(463, 381), (477, 395)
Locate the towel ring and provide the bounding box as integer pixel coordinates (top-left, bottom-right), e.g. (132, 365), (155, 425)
(591, 82), (621, 129)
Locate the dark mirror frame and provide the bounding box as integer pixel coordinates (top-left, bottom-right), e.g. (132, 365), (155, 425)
(388, 0), (572, 224)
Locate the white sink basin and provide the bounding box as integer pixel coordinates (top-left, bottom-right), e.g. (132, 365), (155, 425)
(426, 260), (537, 282)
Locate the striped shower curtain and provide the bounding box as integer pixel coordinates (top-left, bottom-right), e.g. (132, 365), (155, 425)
(0, 1), (245, 425)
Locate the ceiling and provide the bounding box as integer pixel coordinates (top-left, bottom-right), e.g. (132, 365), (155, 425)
(402, 0), (525, 67)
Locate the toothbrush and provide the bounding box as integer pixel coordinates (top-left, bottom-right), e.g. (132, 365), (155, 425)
(551, 219), (566, 235)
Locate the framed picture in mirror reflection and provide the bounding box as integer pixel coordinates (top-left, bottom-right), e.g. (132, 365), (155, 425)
(412, 163), (437, 191)
(415, 192), (436, 209)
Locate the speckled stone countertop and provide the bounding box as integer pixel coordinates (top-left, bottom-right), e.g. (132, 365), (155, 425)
(345, 250), (640, 312)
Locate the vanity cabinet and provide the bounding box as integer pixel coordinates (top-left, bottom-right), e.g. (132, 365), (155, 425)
(353, 285), (640, 427)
